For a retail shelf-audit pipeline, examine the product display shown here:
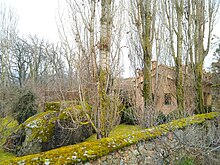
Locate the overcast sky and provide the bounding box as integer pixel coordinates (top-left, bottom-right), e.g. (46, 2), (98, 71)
(1, 0), (60, 42)
(1, 0), (220, 71)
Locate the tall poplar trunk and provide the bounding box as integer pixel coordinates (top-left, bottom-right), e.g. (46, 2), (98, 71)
(175, 0), (184, 112)
(193, 0), (205, 114)
(97, 0), (112, 138)
(90, 0), (97, 79)
(190, 0), (217, 113)
(194, 63), (204, 113)
(164, 0), (184, 112)
(143, 54), (152, 107)
(142, 0), (153, 108)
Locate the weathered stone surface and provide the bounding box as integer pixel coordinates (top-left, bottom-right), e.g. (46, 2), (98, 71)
(3, 110), (93, 156)
(2, 112), (220, 165)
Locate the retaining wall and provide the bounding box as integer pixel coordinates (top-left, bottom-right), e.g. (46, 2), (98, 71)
(2, 112), (220, 165)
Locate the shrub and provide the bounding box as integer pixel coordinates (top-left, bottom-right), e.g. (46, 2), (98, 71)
(166, 110), (189, 122)
(121, 107), (136, 125)
(176, 156), (195, 165)
(12, 90), (38, 124)
(155, 111), (167, 125)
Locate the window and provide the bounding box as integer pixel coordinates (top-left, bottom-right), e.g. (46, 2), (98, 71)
(152, 93), (154, 101)
(164, 93), (171, 105)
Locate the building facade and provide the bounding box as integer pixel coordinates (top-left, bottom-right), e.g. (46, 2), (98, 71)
(135, 62), (212, 114)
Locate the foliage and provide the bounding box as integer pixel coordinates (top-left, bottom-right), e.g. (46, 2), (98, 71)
(154, 111), (167, 125)
(176, 156), (195, 165)
(166, 110), (190, 122)
(44, 101), (90, 112)
(12, 90), (38, 124)
(0, 148), (15, 162)
(154, 110), (190, 126)
(120, 107), (136, 125)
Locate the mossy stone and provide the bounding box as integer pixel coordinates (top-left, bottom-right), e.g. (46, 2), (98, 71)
(2, 112), (219, 164)
(4, 105), (93, 157)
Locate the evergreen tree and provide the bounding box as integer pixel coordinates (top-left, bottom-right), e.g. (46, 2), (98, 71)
(13, 90), (37, 124)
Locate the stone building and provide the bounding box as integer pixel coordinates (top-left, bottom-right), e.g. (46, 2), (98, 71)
(135, 61), (212, 114)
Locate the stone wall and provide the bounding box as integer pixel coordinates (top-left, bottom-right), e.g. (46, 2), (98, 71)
(2, 112), (220, 165)
(85, 119), (220, 165)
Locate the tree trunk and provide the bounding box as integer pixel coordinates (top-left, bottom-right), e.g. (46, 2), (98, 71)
(194, 63), (204, 114)
(193, 0), (205, 114)
(97, 0), (112, 138)
(142, 0), (153, 108)
(175, 0), (184, 112)
(164, 0), (184, 112)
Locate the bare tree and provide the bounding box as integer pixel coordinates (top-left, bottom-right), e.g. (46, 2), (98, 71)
(127, 0), (157, 127)
(161, 0), (185, 112)
(0, 3), (18, 118)
(0, 3), (18, 87)
(57, 0), (125, 138)
(187, 0), (219, 113)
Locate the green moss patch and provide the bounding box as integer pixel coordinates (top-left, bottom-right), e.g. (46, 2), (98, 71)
(45, 102), (61, 111)
(20, 111), (58, 144)
(0, 117), (18, 145)
(86, 124), (142, 141)
(2, 112), (219, 165)
(3, 103), (93, 157)
(0, 117), (17, 163)
(0, 148), (16, 162)
(45, 101), (84, 112)
(17, 102), (91, 144)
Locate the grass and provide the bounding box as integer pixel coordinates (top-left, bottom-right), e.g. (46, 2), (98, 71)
(0, 116), (18, 162)
(0, 148), (15, 162)
(86, 124), (143, 141)
(176, 156), (195, 165)
(0, 116), (18, 145)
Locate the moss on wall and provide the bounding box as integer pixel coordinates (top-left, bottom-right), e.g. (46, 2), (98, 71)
(2, 112), (219, 165)
(44, 101), (91, 112)
(45, 102), (61, 111)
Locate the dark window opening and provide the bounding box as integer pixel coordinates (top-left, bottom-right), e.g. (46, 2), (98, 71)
(152, 93), (154, 101)
(164, 93), (171, 105)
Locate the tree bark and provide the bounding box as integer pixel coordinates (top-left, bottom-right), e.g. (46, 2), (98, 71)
(97, 0), (112, 138)
(175, 0), (184, 112)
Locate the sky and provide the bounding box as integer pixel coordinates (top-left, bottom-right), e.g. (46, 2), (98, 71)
(1, 0), (220, 73)
(204, 19), (220, 70)
(1, 0), (60, 42)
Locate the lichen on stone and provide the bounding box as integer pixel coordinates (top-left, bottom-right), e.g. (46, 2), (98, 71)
(2, 112), (219, 165)
(23, 111), (57, 143)
(3, 103), (93, 157)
